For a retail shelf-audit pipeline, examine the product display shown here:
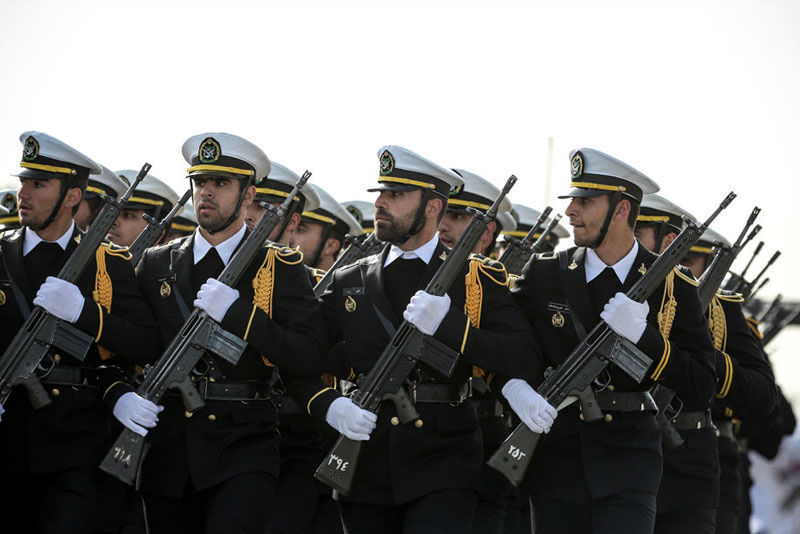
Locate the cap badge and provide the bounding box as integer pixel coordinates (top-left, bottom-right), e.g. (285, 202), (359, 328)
(2, 193), (16, 212)
(638, 263), (647, 275)
(160, 281), (172, 298)
(0, 289), (6, 306)
(346, 205), (363, 225)
(552, 311), (565, 328)
(379, 150), (394, 176)
(568, 260), (578, 270)
(344, 295), (357, 313)
(23, 136), (39, 162)
(199, 137), (221, 164)
(571, 152), (584, 178)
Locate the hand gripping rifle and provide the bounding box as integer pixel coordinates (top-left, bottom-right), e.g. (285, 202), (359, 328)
(314, 232), (383, 298)
(314, 175), (517, 495)
(498, 207), (552, 276)
(0, 164), (151, 409)
(696, 207), (761, 310)
(100, 172), (311, 486)
(129, 189), (192, 266)
(486, 192), (736, 487)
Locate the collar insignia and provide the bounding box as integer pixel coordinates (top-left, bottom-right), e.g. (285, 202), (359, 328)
(638, 263), (647, 275)
(568, 260), (578, 270)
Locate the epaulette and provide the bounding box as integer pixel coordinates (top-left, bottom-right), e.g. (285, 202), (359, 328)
(100, 242), (132, 261)
(312, 268), (326, 284)
(673, 265), (699, 287)
(716, 290), (745, 303)
(468, 253), (508, 286)
(535, 251), (558, 260)
(269, 243), (304, 265)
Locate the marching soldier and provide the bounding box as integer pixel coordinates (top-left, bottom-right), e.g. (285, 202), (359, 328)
(306, 146), (543, 533)
(434, 168), (519, 534)
(286, 183), (362, 271)
(0, 131), (160, 533)
(497, 203), (570, 256)
(510, 148), (716, 533)
(163, 200), (198, 242)
(343, 199), (377, 235)
(0, 189), (20, 231)
(134, 133), (326, 533)
(636, 199), (778, 534)
(106, 170), (180, 247)
(74, 165), (129, 230)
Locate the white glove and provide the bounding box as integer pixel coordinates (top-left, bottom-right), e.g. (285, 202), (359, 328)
(502, 378), (557, 434)
(325, 397), (377, 441)
(403, 290), (451, 335)
(194, 279), (239, 322)
(33, 276), (85, 323)
(112, 392), (163, 437)
(600, 292), (649, 344)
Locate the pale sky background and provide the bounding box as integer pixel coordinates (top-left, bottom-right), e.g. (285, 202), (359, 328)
(1, 0), (799, 391)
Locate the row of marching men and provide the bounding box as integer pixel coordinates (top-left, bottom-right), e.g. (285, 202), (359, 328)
(0, 130), (794, 534)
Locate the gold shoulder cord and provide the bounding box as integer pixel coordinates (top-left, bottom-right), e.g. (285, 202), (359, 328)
(465, 257), (509, 379)
(93, 245), (117, 360)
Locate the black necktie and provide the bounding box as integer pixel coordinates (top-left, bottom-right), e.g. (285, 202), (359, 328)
(191, 247), (225, 296)
(384, 256), (427, 321)
(24, 241), (65, 290)
(588, 266), (622, 320)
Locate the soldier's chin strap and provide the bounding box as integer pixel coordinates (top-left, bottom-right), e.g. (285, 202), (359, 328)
(393, 189), (433, 246)
(273, 202), (302, 245)
(30, 176), (76, 232)
(588, 190), (623, 249)
(206, 176), (255, 235)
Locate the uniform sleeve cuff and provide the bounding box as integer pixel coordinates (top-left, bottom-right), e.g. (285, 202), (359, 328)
(74, 300), (103, 342)
(433, 308), (471, 353)
(307, 388), (342, 422)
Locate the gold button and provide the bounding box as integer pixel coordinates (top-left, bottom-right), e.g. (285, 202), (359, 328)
(50, 388), (60, 397)
(414, 419), (423, 428)
(209, 377), (216, 383)
(604, 414), (613, 423)
(390, 417), (400, 426)
(185, 411), (193, 418)
(208, 414), (216, 422)
(579, 413), (584, 421)
(607, 384), (615, 392)
(54, 354), (62, 363)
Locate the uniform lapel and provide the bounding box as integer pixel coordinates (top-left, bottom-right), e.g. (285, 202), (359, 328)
(621, 242), (656, 293)
(557, 247), (597, 337)
(360, 245), (399, 326)
(0, 228), (35, 303)
(171, 234), (195, 308)
(416, 240), (447, 292)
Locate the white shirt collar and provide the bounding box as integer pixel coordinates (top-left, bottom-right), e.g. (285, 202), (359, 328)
(584, 241), (639, 283)
(22, 221), (75, 256)
(192, 223), (247, 266)
(384, 234), (439, 267)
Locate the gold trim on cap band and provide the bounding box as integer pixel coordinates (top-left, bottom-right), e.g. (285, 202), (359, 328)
(86, 186), (106, 195)
(448, 198), (491, 210)
(187, 164), (254, 176)
(128, 196), (165, 207)
(570, 181), (627, 192)
(502, 230), (529, 238)
(20, 161), (77, 175)
(255, 188), (300, 202)
(690, 246), (714, 254)
(378, 176), (436, 189)
(170, 222), (196, 232)
(302, 211), (335, 224)
(637, 215), (670, 222)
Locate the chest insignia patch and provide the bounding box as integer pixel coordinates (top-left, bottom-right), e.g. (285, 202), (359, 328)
(345, 295), (357, 313)
(160, 281), (171, 298)
(552, 311), (565, 328)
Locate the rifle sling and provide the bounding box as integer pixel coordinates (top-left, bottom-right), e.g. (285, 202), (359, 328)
(1, 252), (31, 319)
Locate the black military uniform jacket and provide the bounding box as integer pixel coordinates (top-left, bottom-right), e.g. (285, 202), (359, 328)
(135, 231), (325, 498)
(308, 239), (539, 505)
(0, 225), (159, 473)
(511, 243), (716, 504)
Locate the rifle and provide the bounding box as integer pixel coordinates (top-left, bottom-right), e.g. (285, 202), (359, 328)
(726, 241), (764, 292)
(314, 232), (383, 298)
(762, 303), (800, 347)
(758, 294), (783, 324)
(100, 172), (311, 486)
(742, 251), (781, 303)
(486, 192), (736, 486)
(498, 207), (552, 275)
(696, 207), (760, 309)
(533, 215), (563, 254)
(129, 189), (192, 266)
(0, 164), (151, 409)
(314, 175), (517, 495)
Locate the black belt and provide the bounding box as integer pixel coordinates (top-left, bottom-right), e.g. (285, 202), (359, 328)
(469, 398), (505, 418)
(595, 390), (657, 413)
(671, 410), (714, 430)
(276, 395), (304, 414)
(40, 366), (97, 388)
(193, 379), (272, 402)
(714, 418), (735, 440)
(410, 381), (472, 404)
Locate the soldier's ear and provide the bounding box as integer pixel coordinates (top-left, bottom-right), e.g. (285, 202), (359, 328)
(63, 186), (83, 209)
(243, 184), (257, 207)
